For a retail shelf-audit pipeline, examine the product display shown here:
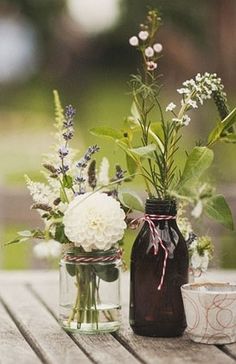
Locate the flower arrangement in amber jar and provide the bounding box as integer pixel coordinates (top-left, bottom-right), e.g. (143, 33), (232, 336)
(91, 9), (235, 275)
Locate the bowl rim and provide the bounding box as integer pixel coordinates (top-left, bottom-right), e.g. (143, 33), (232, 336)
(181, 281), (236, 294)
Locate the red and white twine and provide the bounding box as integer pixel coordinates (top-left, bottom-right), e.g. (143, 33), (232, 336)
(131, 214), (176, 291)
(64, 249), (122, 264)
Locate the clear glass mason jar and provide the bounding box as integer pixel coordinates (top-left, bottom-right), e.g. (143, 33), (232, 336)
(59, 248), (121, 334)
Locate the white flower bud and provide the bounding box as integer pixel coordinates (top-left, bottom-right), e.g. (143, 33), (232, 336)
(166, 102), (176, 112)
(182, 114), (191, 126)
(129, 36), (139, 47)
(145, 46), (154, 58)
(146, 61), (157, 71)
(138, 30), (149, 41)
(153, 43), (163, 53)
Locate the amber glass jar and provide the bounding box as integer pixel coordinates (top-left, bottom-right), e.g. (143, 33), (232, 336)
(129, 198), (189, 337)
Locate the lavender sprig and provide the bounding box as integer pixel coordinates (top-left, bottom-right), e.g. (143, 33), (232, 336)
(75, 145), (100, 194)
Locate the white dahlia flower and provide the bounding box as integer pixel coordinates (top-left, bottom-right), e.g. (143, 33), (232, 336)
(63, 192), (126, 251)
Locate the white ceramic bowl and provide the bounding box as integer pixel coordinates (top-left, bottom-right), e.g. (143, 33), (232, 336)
(181, 282), (236, 344)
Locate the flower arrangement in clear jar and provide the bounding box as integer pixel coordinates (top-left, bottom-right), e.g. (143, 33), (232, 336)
(7, 91), (128, 334)
(91, 9), (235, 337)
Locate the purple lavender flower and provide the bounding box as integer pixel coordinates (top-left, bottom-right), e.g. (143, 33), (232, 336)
(57, 165), (69, 174)
(63, 129), (74, 141)
(115, 165), (127, 180)
(65, 105), (76, 119)
(75, 176), (86, 184)
(76, 159), (87, 168)
(87, 145), (100, 154)
(76, 145), (100, 169)
(63, 119), (74, 128)
(58, 146), (69, 159)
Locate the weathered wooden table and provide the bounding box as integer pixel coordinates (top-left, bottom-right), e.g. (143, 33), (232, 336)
(0, 270), (236, 364)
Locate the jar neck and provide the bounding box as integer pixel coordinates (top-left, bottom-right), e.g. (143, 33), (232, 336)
(145, 198), (177, 216)
(65, 247), (119, 258)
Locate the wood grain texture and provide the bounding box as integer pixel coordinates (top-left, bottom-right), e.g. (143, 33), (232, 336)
(31, 283), (140, 364)
(0, 301), (41, 364)
(32, 277), (236, 364)
(0, 284), (91, 364)
(118, 272), (236, 364)
(0, 270), (236, 364)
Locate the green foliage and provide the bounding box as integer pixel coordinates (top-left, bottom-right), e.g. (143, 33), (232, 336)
(129, 144), (157, 158)
(93, 264), (119, 282)
(208, 107), (236, 145)
(205, 195), (234, 230)
(55, 224), (69, 244)
(177, 147), (214, 189)
(62, 174), (73, 189)
(126, 154), (138, 175)
(4, 229), (45, 246)
(90, 126), (123, 140)
(118, 189), (144, 212)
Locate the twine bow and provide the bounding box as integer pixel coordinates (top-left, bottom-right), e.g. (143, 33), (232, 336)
(131, 214), (176, 291)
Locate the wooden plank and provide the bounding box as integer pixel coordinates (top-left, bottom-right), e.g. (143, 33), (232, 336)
(0, 301), (41, 364)
(116, 273), (236, 364)
(31, 282), (140, 364)
(0, 284), (91, 364)
(32, 279), (235, 364)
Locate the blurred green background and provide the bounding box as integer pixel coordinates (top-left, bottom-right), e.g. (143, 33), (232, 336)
(0, 0), (236, 269)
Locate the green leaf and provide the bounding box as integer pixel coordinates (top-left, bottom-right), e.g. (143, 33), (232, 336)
(90, 126), (123, 140)
(221, 107), (236, 130)
(62, 175), (73, 189)
(131, 102), (141, 123)
(150, 122), (164, 140)
(66, 263), (76, 277)
(93, 264), (119, 282)
(55, 224), (68, 244)
(60, 188), (67, 203)
(18, 230), (33, 237)
(221, 134), (236, 143)
(207, 123), (222, 145)
(205, 194), (234, 230)
(208, 107), (236, 145)
(178, 147), (214, 189)
(118, 189), (144, 212)
(129, 144), (157, 158)
(126, 154), (137, 176)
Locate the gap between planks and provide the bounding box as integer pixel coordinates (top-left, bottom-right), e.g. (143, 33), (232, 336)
(0, 283), (92, 364)
(28, 283), (141, 364)
(30, 281), (236, 364)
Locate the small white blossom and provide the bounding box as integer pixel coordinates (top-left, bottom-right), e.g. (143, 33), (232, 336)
(129, 36), (139, 46)
(177, 218), (192, 241)
(138, 30), (149, 41)
(191, 251), (209, 272)
(177, 88), (189, 94)
(98, 157), (110, 186)
(63, 192), (126, 251)
(145, 46), (154, 58)
(191, 200), (203, 218)
(146, 61), (157, 71)
(166, 102), (176, 112)
(33, 239), (62, 259)
(153, 43), (163, 53)
(172, 117), (182, 124)
(25, 175), (54, 205)
(187, 99), (198, 109)
(182, 114), (191, 126)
